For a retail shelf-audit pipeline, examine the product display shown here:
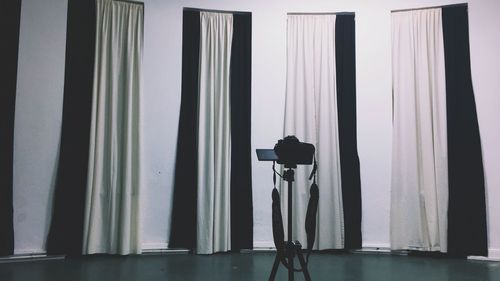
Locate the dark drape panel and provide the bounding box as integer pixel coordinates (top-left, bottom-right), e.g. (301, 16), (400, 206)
(0, 0), (22, 256)
(335, 14), (362, 249)
(442, 5), (488, 257)
(169, 10), (201, 250)
(46, 0), (96, 255)
(230, 13), (253, 251)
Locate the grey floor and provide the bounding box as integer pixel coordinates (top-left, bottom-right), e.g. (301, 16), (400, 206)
(1, 252), (499, 281)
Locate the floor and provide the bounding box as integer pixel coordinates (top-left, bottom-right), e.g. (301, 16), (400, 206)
(0, 252), (499, 281)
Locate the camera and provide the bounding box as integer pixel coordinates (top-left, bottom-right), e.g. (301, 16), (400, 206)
(274, 136), (315, 167)
(256, 135), (315, 168)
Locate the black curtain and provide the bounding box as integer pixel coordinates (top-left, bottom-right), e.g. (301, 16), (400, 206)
(170, 9), (253, 252)
(169, 10), (201, 250)
(0, 0), (22, 256)
(46, 0), (97, 255)
(230, 13), (253, 251)
(335, 14), (362, 249)
(442, 5), (488, 257)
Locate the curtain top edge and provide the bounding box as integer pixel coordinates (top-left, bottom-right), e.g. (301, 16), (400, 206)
(184, 7), (251, 15)
(287, 12), (354, 16)
(113, 0), (144, 6)
(391, 3), (467, 14)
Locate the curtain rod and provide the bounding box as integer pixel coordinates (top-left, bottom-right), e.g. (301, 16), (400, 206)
(391, 3), (467, 13)
(287, 12), (354, 15)
(113, 0), (144, 6)
(184, 7), (251, 15)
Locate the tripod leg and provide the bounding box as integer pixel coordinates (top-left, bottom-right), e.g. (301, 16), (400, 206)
(288, 242), (294, 281)
(268, 254), (280, 281)
(297, 251), (312, 281)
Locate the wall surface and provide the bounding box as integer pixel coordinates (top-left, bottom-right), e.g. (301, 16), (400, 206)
(13, 0), (500, 258)
(13, 0), (68, 254)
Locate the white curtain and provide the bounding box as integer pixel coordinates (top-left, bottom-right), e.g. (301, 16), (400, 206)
(283, 15), (344, 250)
(196, 12), (233, 255)
(391, 9), (448, 252)
(83, 0), (143, 255)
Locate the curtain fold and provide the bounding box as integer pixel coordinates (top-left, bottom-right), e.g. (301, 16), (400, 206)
(391, 8), (449, 252)
(442, 5), (487, 257)
(46, 0), (97, 256)
(196, 12), (233, 255)
(0, 0), (22, 256)
(83, 0), (143, 255)
(283, 14), (345, 250)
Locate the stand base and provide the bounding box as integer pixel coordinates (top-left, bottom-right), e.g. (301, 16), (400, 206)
(268, 241), (312, 281)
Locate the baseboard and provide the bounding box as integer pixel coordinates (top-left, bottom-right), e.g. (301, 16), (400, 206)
(141, 242), (189, 255)
(468, 248), (500, 262)
(0, 253), (64, 263)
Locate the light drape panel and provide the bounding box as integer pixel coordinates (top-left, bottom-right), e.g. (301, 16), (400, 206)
(283, 15), (344, 250)
(391, 9), (449, 252)
(83, 0), (143, 255)
(196, 12), (233, 254)
(0, 0), (22, 256)
(46, 0), (97, 256)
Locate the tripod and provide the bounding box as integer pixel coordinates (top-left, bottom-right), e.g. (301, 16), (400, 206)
(269, 168), (312, 281)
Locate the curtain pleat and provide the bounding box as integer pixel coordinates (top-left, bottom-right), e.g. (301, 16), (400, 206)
(196, 12), (233, 255)
(169, 10), (201, 250)
(335, 14), (362, 250)
(0, 0), (22, 256)
(230, 14), (253, 251)
(390, 8), (449, 252)
(46, 0), (97, 256)
(442, 5), (488, 257)
(83, 0), (143, 255)
(283, 15), (345, 250)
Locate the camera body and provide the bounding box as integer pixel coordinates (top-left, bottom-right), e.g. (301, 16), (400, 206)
(274, 136), (315, 168)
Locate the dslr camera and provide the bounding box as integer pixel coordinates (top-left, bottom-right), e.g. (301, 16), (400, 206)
(274, 136), (315, 167)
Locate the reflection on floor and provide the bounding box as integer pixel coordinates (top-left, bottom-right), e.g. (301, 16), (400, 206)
(0, 252), (499, 281)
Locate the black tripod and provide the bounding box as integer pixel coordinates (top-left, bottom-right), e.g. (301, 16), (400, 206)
(269, 168), (312, 281)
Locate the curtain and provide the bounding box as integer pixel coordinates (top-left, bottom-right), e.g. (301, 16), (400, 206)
(391, 8), (449, 252)
(46, 0), (97, 256)
(83, 0), (143, 255)
(229, 13), (253, 252)
(442, 6), (487, 257)
(169, 9), (253, 254)
(168, 10), (201, 250)
(283, 14), (345, 250)
(335, 14), (362, 249)
(391, 5), (487, 256)
(196, 12), (233, 254)
(0, 0), (22, 256)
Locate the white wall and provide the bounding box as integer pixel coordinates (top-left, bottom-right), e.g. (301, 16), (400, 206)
(14, 0), (68, 254)
(13, 0), (500, 258)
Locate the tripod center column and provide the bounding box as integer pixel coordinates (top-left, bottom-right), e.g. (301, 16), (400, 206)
(284, 169), (295, 242)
